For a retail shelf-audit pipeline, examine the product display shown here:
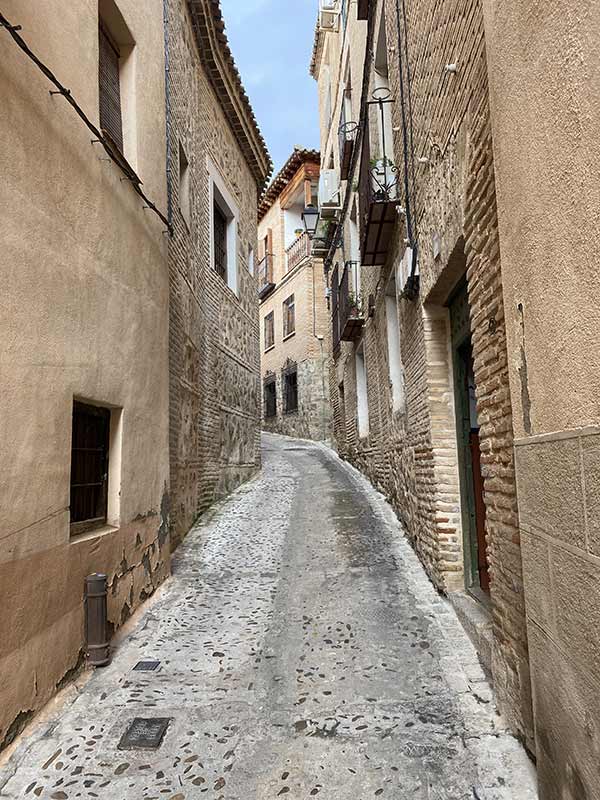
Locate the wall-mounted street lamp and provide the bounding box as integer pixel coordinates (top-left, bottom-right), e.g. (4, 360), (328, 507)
(302, 204), (320, 239)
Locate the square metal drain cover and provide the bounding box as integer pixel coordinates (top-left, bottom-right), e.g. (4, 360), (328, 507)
(118, 717), (171, 750)
(133, 660), (161, 671)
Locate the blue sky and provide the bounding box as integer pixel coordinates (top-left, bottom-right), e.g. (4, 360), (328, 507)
(220, 0), (320, 176)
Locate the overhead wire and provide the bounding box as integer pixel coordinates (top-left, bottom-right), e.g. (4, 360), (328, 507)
(0, 12), (172, 234)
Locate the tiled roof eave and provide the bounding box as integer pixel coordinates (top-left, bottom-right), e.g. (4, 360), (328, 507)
(187, 0), (273, 188)
(258, 148), (321, 220)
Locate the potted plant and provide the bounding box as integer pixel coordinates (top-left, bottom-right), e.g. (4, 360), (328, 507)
(347, 290), (364, 317)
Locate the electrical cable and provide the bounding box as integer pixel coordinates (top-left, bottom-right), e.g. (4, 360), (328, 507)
(0, 12), (172, 234)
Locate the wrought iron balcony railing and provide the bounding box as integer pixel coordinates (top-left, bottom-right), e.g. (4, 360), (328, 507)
(359, 89), (402, 266)
(338, 104), (359, 181)
(332, 260), (364, 355)
(286, 232), (312, 272)
(257, 253), (275, 300)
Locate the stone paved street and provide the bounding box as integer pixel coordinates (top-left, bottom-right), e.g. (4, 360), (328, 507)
(0, 435), (537, 799)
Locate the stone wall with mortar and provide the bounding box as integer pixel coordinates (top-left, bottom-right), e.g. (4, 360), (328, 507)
(483, 0), (600, 795)
(316, 0), (533, 748)
(166, 0), (262, 548)
(259, 191), (332, 443)
(0, 0), (170, 750)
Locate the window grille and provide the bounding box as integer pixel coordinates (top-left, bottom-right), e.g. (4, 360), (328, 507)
(214, 201), (228, 281)
(99, 23), (123, 152)
(264, 378), (277, 418)
(264, 311), (275, 350)
(283, 365), (299, 414)
(70, 401), (110, 535)
(283, 294), (296, 338)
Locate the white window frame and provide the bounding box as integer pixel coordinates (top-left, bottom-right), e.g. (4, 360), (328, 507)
(208, 157), (239, 295)
(355, 344), (369, 438)
(385, 276), (406, 414)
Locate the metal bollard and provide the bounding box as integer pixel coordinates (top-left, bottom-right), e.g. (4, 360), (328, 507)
(85, 573), (110, 667)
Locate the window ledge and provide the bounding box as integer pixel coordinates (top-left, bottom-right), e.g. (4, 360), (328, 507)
(283, 331), (296, 342)
(214, 271), (240, 302)
(264, 344), (275, 353)
(70, 523), (119, 545)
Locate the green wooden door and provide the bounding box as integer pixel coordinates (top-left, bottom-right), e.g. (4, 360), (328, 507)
(449, 282), (490, 594)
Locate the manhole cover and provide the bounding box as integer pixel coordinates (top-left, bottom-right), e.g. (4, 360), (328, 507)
(118, 717), (171, 750)
(133, 660), (161, 671)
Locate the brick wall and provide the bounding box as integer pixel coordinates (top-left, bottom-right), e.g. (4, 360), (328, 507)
(167, 0), (262, 548)
(259, 184), (332, 442)
(316, 0), (533, 747)
(462, 61), (534, 749)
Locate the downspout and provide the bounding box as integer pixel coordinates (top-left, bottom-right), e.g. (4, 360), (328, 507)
(163, 0), (173, 229)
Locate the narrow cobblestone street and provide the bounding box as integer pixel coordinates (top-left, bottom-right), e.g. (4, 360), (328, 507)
(0, 435), (536, 799)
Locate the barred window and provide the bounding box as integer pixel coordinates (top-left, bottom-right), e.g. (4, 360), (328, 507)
(264, 311), (275, 350)
(213, 201), (228, 282)
(99, 23), (123, 152)
(70, 401), (110, 536)
(264, 378), (277, 419)
(283, 365), (298, 414)
(283, 294), (296, 338)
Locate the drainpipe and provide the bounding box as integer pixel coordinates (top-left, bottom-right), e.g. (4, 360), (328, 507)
(162, 0), (173, 229)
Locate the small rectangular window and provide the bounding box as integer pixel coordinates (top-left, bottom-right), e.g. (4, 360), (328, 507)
(70, 401), (110, 535)
(179, 142), (191, 230)
(99, 22), (123, 152)
(283, 365), (298, 414)
(283, 294), (296, 338)
(264, 378), (277, 419)
(248, 246), (255, 276)
(264, 311), (275, 350)
(213, 201), (228, 282)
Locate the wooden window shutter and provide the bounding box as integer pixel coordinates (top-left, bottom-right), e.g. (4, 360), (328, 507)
(99, 23), (124, 153)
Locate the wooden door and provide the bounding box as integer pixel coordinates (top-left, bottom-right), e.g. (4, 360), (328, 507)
(450, 282), (490, 595)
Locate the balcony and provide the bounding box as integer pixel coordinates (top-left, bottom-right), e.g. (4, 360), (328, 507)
(312, 218), (340, 259)
(338, 105), (359, 181)
(286, 232), (312, 272)
(332, 260), (364, 353)
(319, 0), (340, 30)
(257, 253), (275, 300)
(359, 98), (402, 266)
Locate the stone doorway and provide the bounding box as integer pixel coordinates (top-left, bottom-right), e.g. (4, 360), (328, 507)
(450, 281), (490, 596)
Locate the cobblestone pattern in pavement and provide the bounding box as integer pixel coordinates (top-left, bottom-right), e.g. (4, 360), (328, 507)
(0, 434), (537, 799)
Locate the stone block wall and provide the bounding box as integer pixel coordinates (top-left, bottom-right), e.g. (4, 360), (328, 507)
(166, 0), (262, 549)
(263, 356), (331, 442)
